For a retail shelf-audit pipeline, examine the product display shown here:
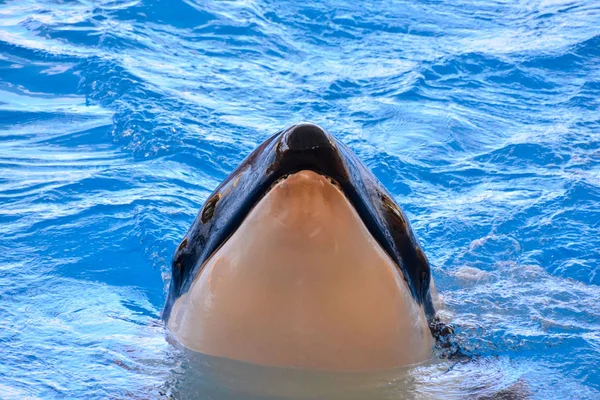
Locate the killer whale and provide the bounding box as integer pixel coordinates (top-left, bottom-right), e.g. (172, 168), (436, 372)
(163, 123), (438, 370)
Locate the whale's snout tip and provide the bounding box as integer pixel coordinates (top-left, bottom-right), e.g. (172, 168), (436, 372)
(282, 123), (332, 151)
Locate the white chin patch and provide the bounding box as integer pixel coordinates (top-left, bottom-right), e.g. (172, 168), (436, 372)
(168, 170), (433, 371)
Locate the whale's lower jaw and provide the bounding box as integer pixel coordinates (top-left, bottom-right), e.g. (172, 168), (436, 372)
(167, 170), (433, 371)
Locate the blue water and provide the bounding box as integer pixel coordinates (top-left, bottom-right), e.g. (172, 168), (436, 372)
(1, 0), (599, 398)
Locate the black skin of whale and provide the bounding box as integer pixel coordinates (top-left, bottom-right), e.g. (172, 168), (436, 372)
(163, 123), (438, 333)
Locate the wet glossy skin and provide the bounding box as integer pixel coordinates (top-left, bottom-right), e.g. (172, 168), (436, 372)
(164, 124), (436, 329)
(168, 171), (432, 370)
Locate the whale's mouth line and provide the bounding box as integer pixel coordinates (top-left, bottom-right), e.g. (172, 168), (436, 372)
(192, 169), (355, 283)
(268, 170), (343, 192)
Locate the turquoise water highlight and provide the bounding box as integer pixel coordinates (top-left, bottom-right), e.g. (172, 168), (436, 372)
(0, 0), (599, 398)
